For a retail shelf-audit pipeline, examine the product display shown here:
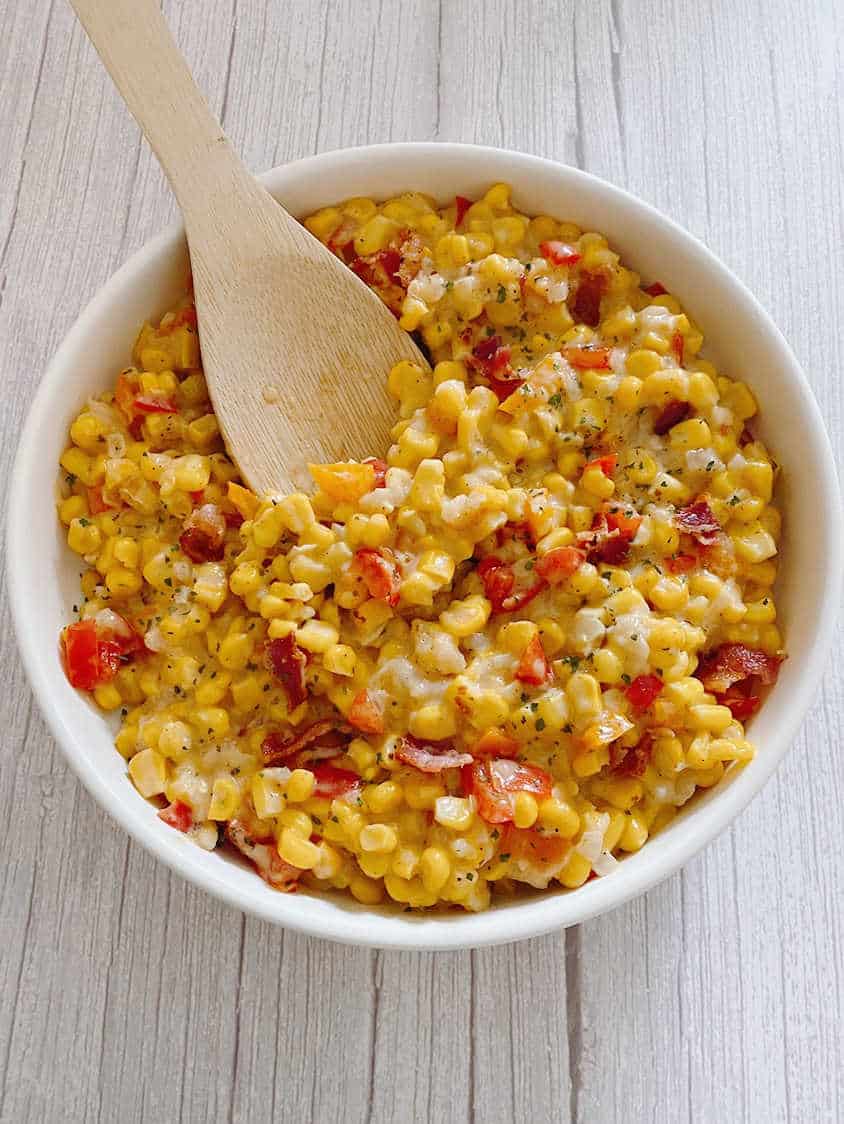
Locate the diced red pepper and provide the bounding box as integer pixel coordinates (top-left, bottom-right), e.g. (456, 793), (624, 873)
(667, 552), (698, 574)
(227, 820), (301, 890)
(675, 498), (721, 546)
(534, 546), (585, 584)
(565, 346), (612, 370)
(653, 399), (691, 436)
(584, 453), (617, 477)
(454, 195), (473, 227)
(347, 689), (384, 735)
(570, 272), (607, 327)
(133, 395), (178, 415)
(539, 240), (582, 266)
(189, 489), (205, 505)
(158, 800), (192, 833)
(671, 332), (685, 365)
(351, 548), (401, 607)
(478, 556), (546, 613)
(478, 556), (516, 609)
(462, 758), (553, 824)
(395, 736), (473, 773)
(62, 619), (101, 690)
(62, 614), (144, 691)
(87, 485), (111, 515)
(502, 825), (569, 865)
(473, 728), (521, 758)
(605, 508), (642, 540)
(310, 764), (363, 801)
(625, 673), (664, 712)
(263, 634), (308, 709)
(644, 281), (668, 297)
(515, 635), (551, 686)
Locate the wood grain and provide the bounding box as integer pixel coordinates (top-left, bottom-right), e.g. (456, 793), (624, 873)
(0, 1), (841, 1122)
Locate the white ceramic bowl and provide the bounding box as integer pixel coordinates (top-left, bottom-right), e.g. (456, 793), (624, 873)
(8, 143), (841, 950)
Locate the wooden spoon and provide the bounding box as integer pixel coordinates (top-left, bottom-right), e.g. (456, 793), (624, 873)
(70, 0), (427, 496)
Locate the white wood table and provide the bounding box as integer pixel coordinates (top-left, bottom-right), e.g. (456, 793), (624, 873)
(1, 2), (841, 1121)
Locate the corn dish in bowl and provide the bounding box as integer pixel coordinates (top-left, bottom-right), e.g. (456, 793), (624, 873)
(8, 144), (840, 948)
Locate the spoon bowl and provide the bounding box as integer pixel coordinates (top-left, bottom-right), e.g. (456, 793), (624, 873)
(70, 0), (425, 495)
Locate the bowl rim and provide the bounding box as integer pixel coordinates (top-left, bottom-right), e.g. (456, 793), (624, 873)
(7, 141), (842, 950)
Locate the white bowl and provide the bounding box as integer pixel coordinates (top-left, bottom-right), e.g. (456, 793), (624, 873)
(8, 143), (841, 950)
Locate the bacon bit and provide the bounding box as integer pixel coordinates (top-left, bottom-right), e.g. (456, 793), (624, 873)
(696, 643), (782, 694)
(179, 502), (227, 562)
(611, 734), (654, 777)
(466, 335), (522, 400)
(454, 195), (473, 227)
(675, 498), (721, 545)
(578, 510), (639, 566)
(395, 735), (473, 773)
(717, 690), (761, 720)
(653, 399), (691, 435)
(515, 635), (551, 686)
(625, 674), (664, 712)
(158, 800), (192, 833)
(644, 281), (668, 297)
(351, 548), (401, 606)
(263, 634), (308, 709)
(671, 332), (685, 365)
(347, 689), (384, 735)
(535, 546), (585, 584)
(310, 764), (363, 801)
(223, 509), (244, 529)
(487, 373), (526, 402)
(502, 825), (569, 866)
(462, 759), (553, 824)
(226, 819), (301, 890)
(86, 485), (111, 515)
(584, 453), (617, 477)
(667, 552), (698, 574)
(570, 272), (607, 327)
(565, 346), (612, 370)
(539, 240), (582, 266)
(261, 719), (353, 766)
(474, 728), (520, 757)
(696, 532), (737, 580)
(363, 456), (388, 488)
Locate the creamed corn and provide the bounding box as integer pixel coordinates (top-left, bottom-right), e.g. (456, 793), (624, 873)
(57, 184), (784, 912)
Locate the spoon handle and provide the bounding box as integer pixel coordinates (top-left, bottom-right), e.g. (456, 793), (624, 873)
(69, 0), (264, 218)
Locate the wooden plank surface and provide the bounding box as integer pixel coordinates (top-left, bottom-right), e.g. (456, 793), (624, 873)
(0, 1), (841, 1121)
